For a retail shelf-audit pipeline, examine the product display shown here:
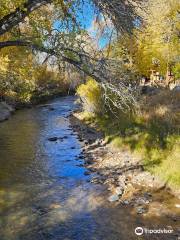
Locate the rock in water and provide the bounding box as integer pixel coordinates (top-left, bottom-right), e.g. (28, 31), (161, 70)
(48, 137), (58, 141)
(108, 194), (119, 202)
(84, 171), (91, 176)
(48, 107), (55, 111)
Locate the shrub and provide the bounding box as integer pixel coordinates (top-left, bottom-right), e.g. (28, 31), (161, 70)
(77, 78), (104, 115)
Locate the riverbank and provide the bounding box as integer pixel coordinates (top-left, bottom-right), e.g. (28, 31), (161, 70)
(70, 111), (180, 218)
(1, 96), (179, 240)
(0, 90), (74, 122)
(0, 101), (15, 122)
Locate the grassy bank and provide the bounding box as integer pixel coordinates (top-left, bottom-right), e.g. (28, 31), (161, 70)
(77, 81), (180, 190)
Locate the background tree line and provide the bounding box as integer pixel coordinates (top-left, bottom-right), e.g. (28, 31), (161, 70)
(76, 0), (180, 190)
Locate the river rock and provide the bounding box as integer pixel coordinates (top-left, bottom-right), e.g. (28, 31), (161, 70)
(49, 203), (62, 209)
(123, 200), (130, 205)
(135, 197), (150, 206)
(79, 138), (84, 142)
(136, 207), (147, 214)
(84, 160), (93, 165)
(144, 192), (152, 198)
(48, 137), (58, 141)
(90, 177), (103, 184)
(114, 187), (124, 196)
(132, 172), (166, 189)
(108, 194), (119, 202)
(48, 107), (55, 111)
(63, 136), (68, 139)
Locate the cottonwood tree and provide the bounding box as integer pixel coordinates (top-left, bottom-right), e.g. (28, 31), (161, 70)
(0, 0), (142, 107)
(133, 0), (180, 84)
(0, 0), (141, 72)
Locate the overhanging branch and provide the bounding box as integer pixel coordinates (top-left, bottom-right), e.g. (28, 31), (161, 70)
(0, 39), (138, 111)
(0, 0), (52, 36)
(0, 39), (105, 82)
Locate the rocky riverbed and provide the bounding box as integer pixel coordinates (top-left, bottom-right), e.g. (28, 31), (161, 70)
(0, 96), (180, 239)
(70, 111), (180, 220)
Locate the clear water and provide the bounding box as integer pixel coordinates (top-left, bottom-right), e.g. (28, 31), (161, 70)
(0, 96), (179, 240)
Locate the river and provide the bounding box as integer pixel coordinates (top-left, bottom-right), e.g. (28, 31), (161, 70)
(0, 96), (179, 240)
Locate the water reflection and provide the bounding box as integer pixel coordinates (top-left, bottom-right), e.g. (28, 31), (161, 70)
(0, 97), (179, 240)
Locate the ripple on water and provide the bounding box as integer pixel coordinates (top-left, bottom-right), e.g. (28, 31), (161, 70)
(0, 96), (179, 240)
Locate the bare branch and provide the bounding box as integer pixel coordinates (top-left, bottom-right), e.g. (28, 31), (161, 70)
(93, 0), (142, 33)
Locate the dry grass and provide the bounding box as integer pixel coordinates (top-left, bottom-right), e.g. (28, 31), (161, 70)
(140, 90), (180, 129)
(80, 89), (180, 189)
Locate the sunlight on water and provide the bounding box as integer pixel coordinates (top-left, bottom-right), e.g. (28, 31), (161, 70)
(0, 97), (179, 240)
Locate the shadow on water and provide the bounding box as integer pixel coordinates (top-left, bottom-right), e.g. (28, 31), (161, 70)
(0, 96), (179, 240)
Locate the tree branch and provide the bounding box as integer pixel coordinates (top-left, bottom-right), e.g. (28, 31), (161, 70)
(0, 39), (138, 111)
(0, 40), (105, 82)
(0, 0), (51, 36)
(0, 40), (33, 48)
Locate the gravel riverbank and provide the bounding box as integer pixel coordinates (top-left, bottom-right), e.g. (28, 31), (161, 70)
(70, 111), (180, 219)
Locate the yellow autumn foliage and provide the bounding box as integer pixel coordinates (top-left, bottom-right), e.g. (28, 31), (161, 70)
(77, 78), (104, 114)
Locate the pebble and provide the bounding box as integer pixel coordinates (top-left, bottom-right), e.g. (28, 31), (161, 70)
(114, 187), (124, 196)
(49, 203), (61, 209)
(136, 207), (147, 214)
(135, 197), (150, 205)
(144, 192), (152, 198)
(108, 194), (119, 202)
(48, 136), (68, 142)
(48, 137), (58, 141)
(123, 200), (130, 205)
(63, 136), (68, 139)
(91, 178), (100, 184)
(49, 107), (55, 111)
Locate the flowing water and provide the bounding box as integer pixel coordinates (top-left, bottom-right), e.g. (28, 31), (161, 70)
(0, 96), (179, 240)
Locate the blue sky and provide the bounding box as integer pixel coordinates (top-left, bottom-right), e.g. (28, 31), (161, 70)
(76, 0), (95, 29)
(77, 1), (113, 48)
(54, 0), (112, 49)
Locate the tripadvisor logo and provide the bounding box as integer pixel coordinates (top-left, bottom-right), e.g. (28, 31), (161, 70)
(135, 227), (144, 236)
(135, 226), (174, 236)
